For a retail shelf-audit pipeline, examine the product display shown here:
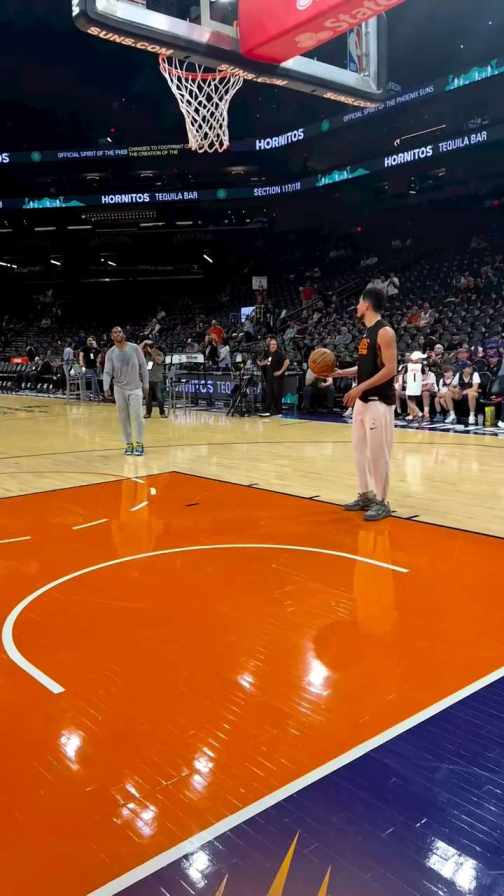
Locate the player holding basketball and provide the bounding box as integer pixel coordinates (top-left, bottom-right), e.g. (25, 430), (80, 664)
(103, 326), (149, 457)
(334, 287), (397, 521)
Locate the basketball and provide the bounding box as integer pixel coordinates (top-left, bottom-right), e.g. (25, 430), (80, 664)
(309, 348), (336, 378)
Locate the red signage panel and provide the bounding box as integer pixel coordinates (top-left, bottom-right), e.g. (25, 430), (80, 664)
(239, 0), (405, 64)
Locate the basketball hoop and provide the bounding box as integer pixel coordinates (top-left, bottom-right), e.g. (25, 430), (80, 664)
(159, 56), (243, 153)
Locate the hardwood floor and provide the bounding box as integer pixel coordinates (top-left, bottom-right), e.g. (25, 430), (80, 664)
(1, 395), (503, 896)
(0, 396), (502, 536)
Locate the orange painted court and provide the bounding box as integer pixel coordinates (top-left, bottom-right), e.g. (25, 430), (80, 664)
(1, 472), (503, 895)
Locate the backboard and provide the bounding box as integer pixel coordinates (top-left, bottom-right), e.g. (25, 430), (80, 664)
(72, 0), (390, 106)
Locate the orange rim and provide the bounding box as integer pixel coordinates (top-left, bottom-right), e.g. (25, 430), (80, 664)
(159, 54), (232, 81)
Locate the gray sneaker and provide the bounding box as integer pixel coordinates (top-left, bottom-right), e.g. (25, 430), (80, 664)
(344, 491), (376, 512)
(364, 500), (392, 522)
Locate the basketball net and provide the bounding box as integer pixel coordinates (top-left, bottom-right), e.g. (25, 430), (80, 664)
(159, 56), (244, 153)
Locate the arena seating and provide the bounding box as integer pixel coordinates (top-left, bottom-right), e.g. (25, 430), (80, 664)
(1, 235), (503, 423)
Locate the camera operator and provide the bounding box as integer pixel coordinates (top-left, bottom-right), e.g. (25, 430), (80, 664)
(140, 340), (166, 419)
(257, 336), (289, 417)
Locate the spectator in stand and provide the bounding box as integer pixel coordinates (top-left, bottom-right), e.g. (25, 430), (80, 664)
(335, 326), (352, 348)
(483, 332), (504, 360)
(421, 364), (438, 421)
(419, 303), (435, 328)
(208, 320), (224, 344)
(218, 341), (232, 370)
(186, 338), (200, 353)
(471, 345), (489, 373)
(25, 343), (37, 363)
(385, 273), (400, 298)
(454, 345), (472, 369)
(242, 316), (256, 342)
(302, 368), (335, 413)
(79, 336), (101, 401)
(487, 354), (504, 379)
(144, 317), (160, 339)
(29, 354), (54, 389)
(427, 343), (450, 379)
(405, 307), (422, 327)
(283, 322), (298, 343)
(366, 274), (387, 293)
(435, 367), (456, 422)
(300, 283), (315, 305)
(450, 361), (480, 424)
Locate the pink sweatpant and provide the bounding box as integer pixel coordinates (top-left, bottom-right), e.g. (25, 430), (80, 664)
(352, 399), (395, 501)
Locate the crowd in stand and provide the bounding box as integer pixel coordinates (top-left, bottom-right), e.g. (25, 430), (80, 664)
(2, 233), (504, 424)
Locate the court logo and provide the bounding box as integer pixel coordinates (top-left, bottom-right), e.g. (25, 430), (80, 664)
(296, 0), (314, 9)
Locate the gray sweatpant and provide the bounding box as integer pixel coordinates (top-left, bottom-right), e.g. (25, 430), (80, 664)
(114, 386), (144, 444)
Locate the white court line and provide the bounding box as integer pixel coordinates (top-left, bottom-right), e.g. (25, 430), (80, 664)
(130, 477), (145, 484)
(1, 544), (408, 696)
(85, 661), (504, 896)
(72, 519), (109, 531)
(130, 501), (148, 512)
(149, 487), (157, 496)
(0, 536), (31, 545)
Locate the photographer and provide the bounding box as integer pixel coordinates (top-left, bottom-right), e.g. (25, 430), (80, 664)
(140, 340), (166, 419)
(257, 337), (289, 417)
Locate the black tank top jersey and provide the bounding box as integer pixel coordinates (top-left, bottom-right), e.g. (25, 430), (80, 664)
(457, 370), (475, 391)
(357, 318), (396, 405)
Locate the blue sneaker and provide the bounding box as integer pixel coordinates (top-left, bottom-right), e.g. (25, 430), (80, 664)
(344, 491), (376, 511)
(134, 442), (144, 457)
(124, 442), (134, 456)
(364, 500), (392, 522)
